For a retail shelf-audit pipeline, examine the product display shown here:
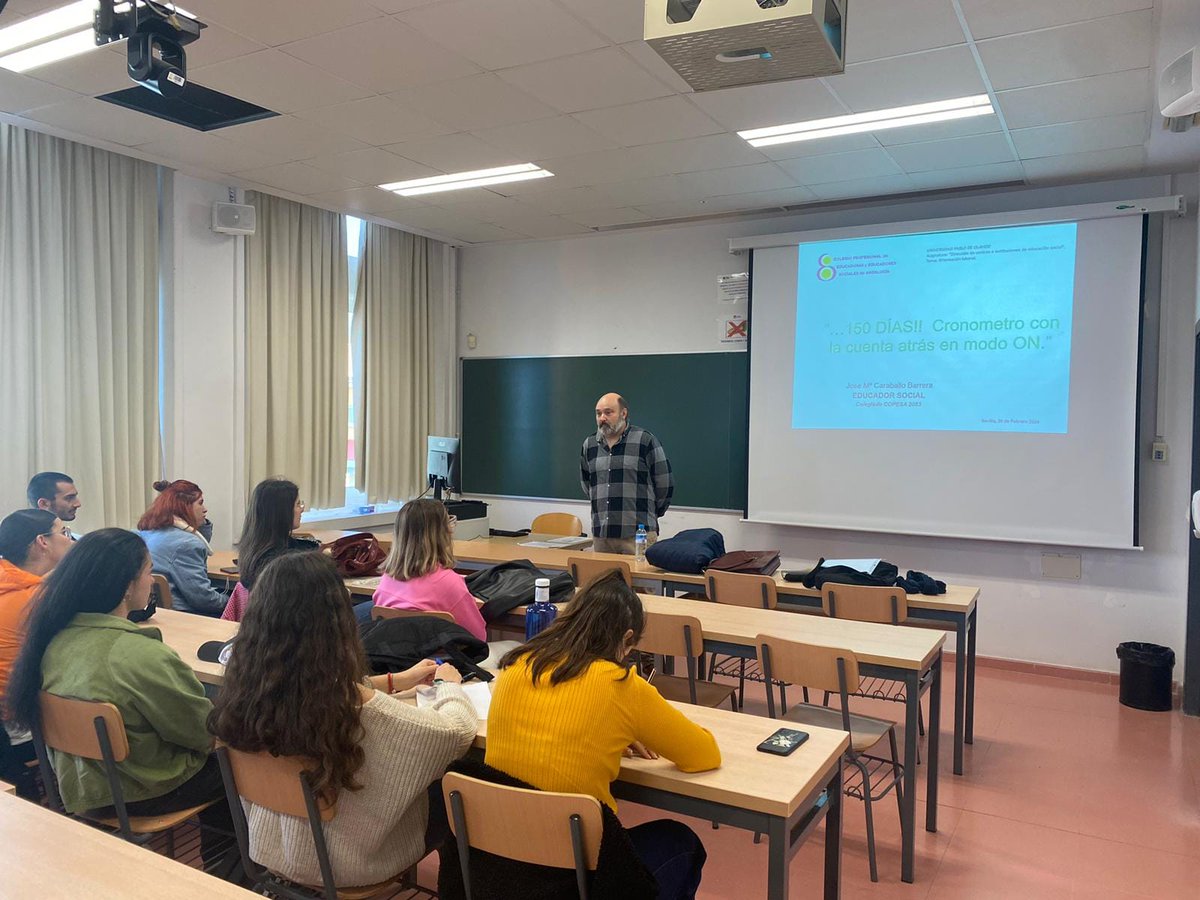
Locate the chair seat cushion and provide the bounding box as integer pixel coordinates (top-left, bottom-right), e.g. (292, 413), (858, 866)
(781, 703), (895, 753)
(650, 675), (736, 709)
(88, 800), (215, 834)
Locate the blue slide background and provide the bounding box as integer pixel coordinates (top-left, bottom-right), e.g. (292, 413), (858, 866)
(793, 222), (1077, 433)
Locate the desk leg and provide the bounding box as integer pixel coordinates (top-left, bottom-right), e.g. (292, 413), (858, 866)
(926, 652), (941, 834)
(953, 617), (967, 776)
(966, 607), (977, 744)
(901, 670), (919, 883)
(766, 815), (788, 900)
(824, 760), (843, 900)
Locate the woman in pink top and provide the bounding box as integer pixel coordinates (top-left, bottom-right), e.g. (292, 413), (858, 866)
(373, 499), (487, 641)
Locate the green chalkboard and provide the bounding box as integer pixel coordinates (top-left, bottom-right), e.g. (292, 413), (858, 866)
(461, 353), (749, 511)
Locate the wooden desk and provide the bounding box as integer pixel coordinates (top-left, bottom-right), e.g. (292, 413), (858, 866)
(1, 780), (14, 795)
(0, 791), (256, 899)
(147, 609), (237, 687)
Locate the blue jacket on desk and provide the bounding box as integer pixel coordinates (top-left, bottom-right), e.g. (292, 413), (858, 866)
(138, 526), (227, 616)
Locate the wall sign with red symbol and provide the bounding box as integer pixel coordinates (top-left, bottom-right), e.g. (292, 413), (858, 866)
(718, 314), (748, 344)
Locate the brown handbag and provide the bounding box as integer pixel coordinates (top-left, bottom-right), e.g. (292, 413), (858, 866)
(325, 533), (387, 577)
(705, 550), (781, 576)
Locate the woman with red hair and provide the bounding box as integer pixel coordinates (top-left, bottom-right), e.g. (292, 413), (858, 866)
(137, 480), (227, 616)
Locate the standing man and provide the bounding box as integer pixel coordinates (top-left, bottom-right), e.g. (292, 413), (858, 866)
(26, 472), (81, 531)
(580, 392), (674, 555)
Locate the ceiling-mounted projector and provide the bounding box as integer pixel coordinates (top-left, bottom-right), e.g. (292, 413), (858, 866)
(644, 0), (845, 93)
(95, 0), (203, 98)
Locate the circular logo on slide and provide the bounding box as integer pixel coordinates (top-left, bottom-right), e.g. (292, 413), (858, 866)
(817, 253), (836, 281)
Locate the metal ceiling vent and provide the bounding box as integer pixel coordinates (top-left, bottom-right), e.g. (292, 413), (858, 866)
(644, 0), (846, 93)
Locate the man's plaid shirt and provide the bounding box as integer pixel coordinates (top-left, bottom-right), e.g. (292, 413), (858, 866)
(579, 424), (674, 539)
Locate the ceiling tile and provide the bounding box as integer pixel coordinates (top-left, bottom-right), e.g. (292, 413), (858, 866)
(498, 47), (673, 113)
(449, 222), (529, 243)
(192, 50), (371, 113)
(959, 0), (1151, 40)
(678, 163), (797, 197)
(885, 132), (1015, 173)
(846, 0), (966, 64)
(280, 18), (481, 93)
(556, 0), (643, 44)
(295, 97), (455, 146)
(366, 0), (439, 11)
(384, 132), (523, 173)
(593, 173), (706, 207)
(21, 46), (131, 95)
(389, 74), (557, 133)
(976, 10), (1153, 91)
(779, 148), (904, 184)
(1020, 146), (1147, 182)
(185, 0), (385, 46)
(875, 112), (1003, 146)
(705, 186), (818, 209)
(906, 161), (1026, 191)
(808, 174), (919, 200)
(617, 40), (695, 94)
(830, 46), (986, 112)
(385, 205), (489, 234)
(688, 78), (845, 133)
(22, 96), (193, 146)
(183, 22), (267, 69)
(513, 185), (626, 214)
(234, 161), (361, 195)
(996, 69), (1150, 130)
(563, 207), (655, 228)
(135, 133), (280, 174)
(472, 116), (616, 162)
(754, 132), (882, 161)
(573, 96), (723, 147)
(306, 186), (426, 216)
(1011, 112), (1148, 159)
(637, 133), (766, 174)
(625, 199), (717, 220)
(304, 147), (441, 184)
(219, 116), (370, 164)
(477, 208), (593, 239)
(399, 0), (608, 70)
(0, 69), (78, 114)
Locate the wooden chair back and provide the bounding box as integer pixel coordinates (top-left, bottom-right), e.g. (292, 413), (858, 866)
(638, 610), (705, 659)
(370, 606), (457, 623)
(150, 574), (174, 610)
(568, 556), (633, 588)
(219, 745), (336, 821)
(442, 773), (603, 870)
(706, 570), (777, 609)
(754, 635), (860, 695)
(821, 584), (908, 624)
(531, 513), (585, 537)
(38, 692), (129, 762)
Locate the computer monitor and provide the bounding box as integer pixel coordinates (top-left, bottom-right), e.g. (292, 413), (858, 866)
(427, 435), (460, 500)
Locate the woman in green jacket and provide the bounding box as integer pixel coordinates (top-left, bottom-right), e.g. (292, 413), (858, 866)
(5, 528), (237, 879)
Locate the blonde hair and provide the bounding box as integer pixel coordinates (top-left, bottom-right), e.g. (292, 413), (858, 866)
(383, 498), (455, 580)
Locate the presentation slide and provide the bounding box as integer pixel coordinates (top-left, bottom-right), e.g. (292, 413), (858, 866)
(793, 222), (1078, 433)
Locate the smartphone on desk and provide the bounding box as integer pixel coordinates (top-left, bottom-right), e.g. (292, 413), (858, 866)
(219, 566), (239, 575)
(756, 728), (809, 756)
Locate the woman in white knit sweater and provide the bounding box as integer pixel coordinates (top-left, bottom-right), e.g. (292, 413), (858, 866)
(209, 551), (477, 887)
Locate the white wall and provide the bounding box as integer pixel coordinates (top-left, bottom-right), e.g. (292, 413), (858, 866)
(459, 175), (1200, 674)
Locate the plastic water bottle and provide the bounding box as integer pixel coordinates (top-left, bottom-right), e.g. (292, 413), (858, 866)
(635, 524), (647, 561)
(525, 577), (556, 640)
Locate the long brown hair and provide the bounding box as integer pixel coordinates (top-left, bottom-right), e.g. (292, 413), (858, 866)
(499, 570), (645, 686)
(137, 479), (203, 531)
(208, 551), (367, 794)
(382, 498), (454, 580)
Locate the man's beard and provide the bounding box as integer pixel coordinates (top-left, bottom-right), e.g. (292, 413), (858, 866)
(598, 419), (624, 439)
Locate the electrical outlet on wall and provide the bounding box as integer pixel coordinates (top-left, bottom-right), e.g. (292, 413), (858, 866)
(1151, 441), (1168, 462)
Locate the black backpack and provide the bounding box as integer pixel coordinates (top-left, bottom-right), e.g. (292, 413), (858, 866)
(359, 616), (492, 682)
(465, 560), (575, 622)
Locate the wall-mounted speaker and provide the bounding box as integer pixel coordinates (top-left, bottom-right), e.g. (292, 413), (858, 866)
(211, 201), (256, 235)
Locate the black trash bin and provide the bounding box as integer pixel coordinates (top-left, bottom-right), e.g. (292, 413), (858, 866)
(1116, 642), (1175, 711)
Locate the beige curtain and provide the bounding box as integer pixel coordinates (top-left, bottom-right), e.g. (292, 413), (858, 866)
(0, 122), (160, 528)
(353, 223), (456, 503)
(244, 192), (348, 510)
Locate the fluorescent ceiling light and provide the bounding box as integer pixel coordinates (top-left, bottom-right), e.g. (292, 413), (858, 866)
(738, 94), (995, 148)
(379, 163), (554, 197)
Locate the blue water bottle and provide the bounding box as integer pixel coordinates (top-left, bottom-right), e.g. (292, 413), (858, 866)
(635, 523), (647, 561)
(525, 577), (556, 640)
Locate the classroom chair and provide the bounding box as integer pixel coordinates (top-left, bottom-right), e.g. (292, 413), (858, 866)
(567, 556), (633, 588)
(821, 584), (926, 745)
(637, 611), (738, 710)
(530, 512), (585, 536)
(704, 570), (796, 709)
(216, 746), (428, 900)
(150, 574), (174, 610)
(33, 692), (216, 857)
(370, 605), (457, 624)
(756, 635), (904, 883)
(442, 772), (603, 900)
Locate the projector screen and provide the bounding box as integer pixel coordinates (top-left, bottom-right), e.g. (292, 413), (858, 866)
(748, 212), (1145, 548)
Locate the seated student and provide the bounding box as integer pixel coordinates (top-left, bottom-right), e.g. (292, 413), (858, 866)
(0, 509), (73, 798)
(210, 551), (476, 887)
(373, 499), (487, 641)
(221, 478), (318, 623)
(26, 471), (81, 535)
(486, 571), (721, 900)
(5, 529), (237, 879)
(137, 480), (227, 617)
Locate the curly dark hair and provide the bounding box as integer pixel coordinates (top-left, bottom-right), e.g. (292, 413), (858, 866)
(208, 551), (367, 795)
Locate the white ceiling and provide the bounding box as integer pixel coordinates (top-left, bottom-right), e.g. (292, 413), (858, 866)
(0, 0), (1198, 245)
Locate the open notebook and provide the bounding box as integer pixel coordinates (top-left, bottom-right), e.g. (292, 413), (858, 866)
(518, 535), (592, 550)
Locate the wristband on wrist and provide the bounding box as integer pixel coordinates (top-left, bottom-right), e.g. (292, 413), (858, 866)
(433, 677), (445, 685)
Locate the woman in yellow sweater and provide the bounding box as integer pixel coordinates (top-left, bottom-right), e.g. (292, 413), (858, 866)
(487, 570), (721, 900)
